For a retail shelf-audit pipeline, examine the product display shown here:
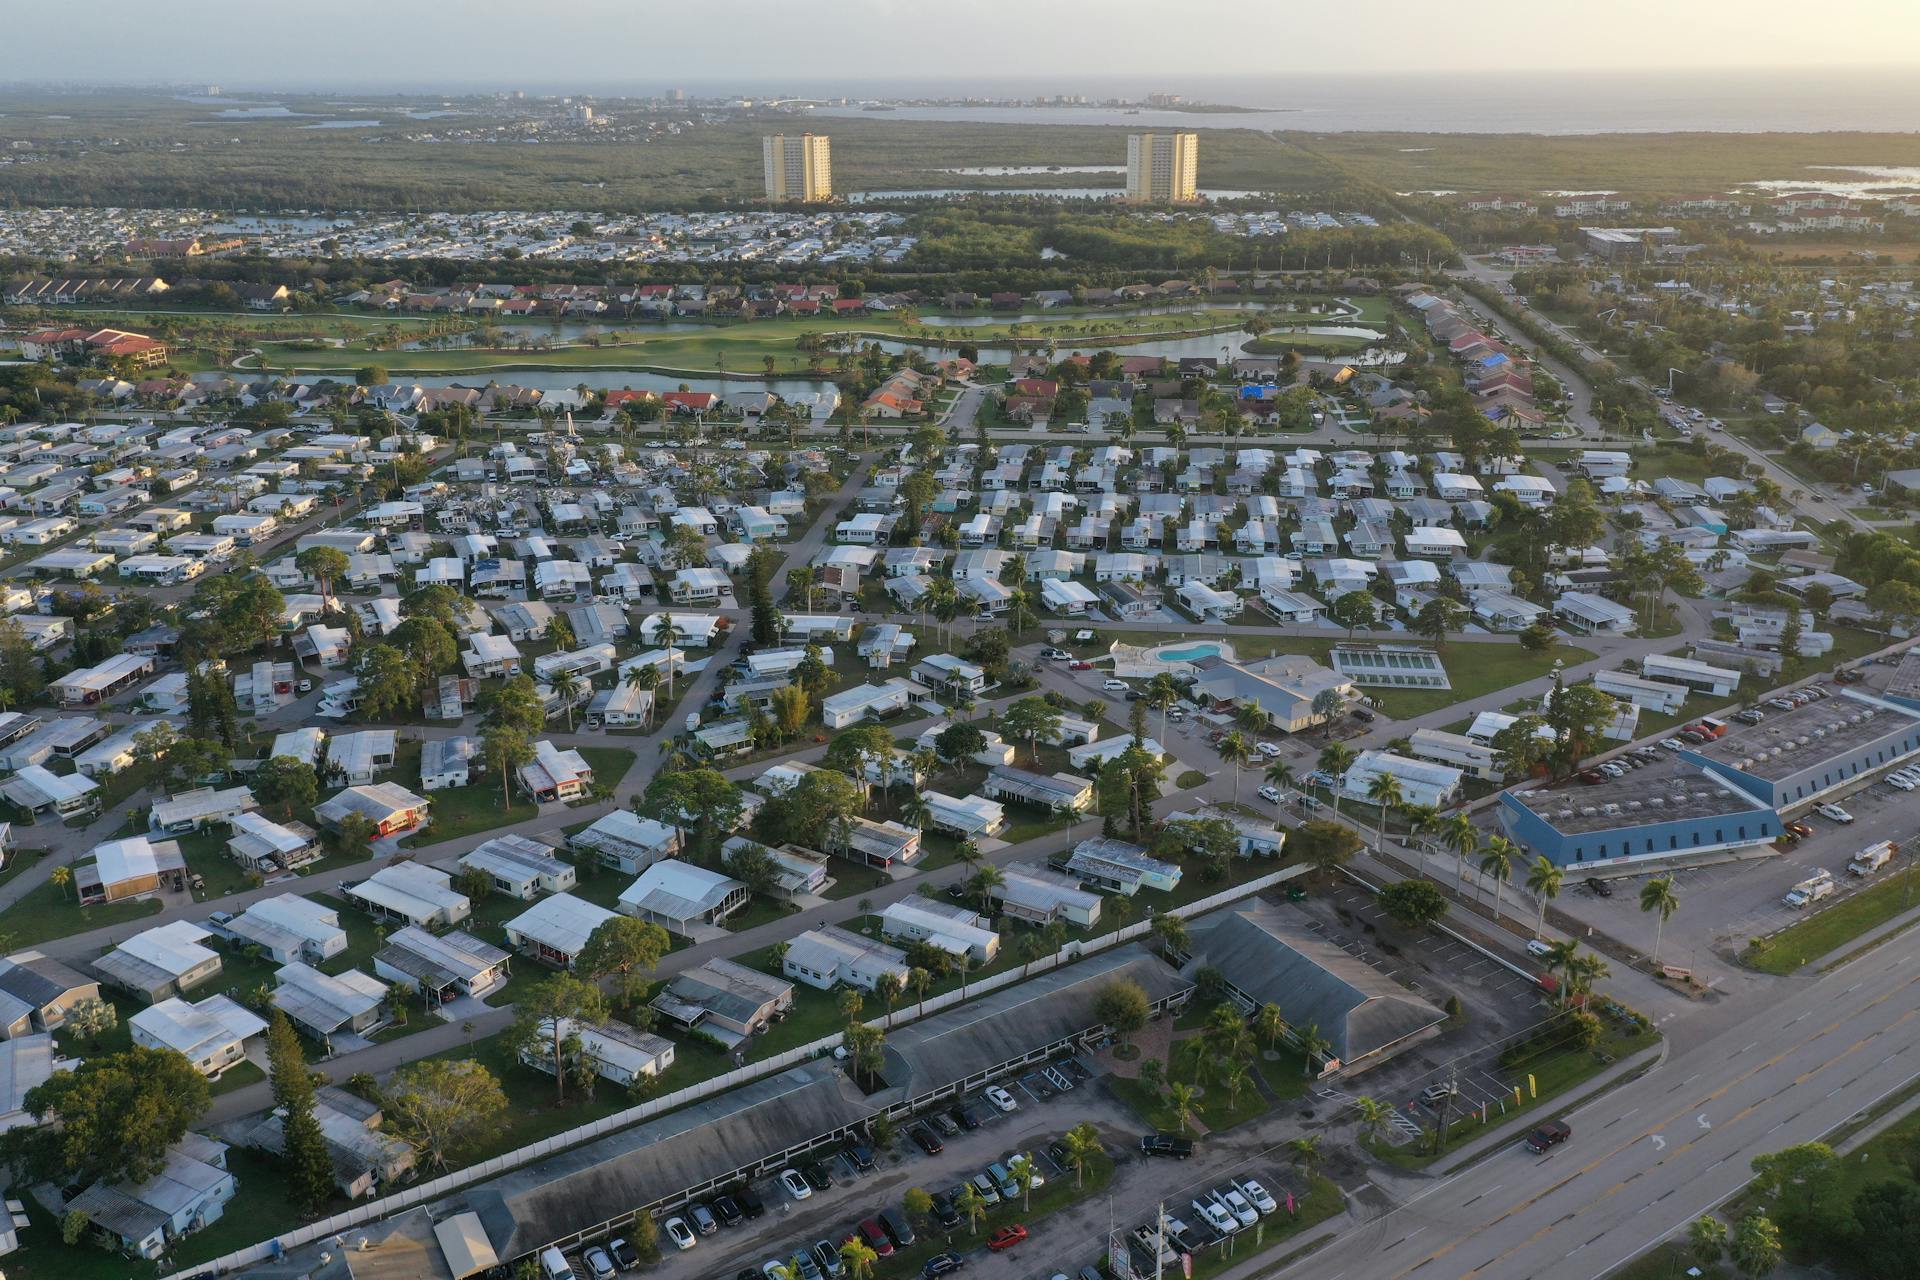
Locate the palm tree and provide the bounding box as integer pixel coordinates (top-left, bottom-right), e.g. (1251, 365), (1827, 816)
(1287, 1134), (1322, 1174)
(897, 790), (932, 831)
(1401, 803), (1441, 847)
(1542, 938), (1580, 1003)
(1297, 1023), (1332, 1076)
(839, 1238), (879, 1280)
(49, 864), (73, 901)
(1168, 1082), (1200, 1135)
(1218, 731), (1254, 803)
(1222, 1060), (1253, 1111)
(1353, 1095), (1391, 1147)
(551, 670), (581, 731)
(786, 565), (820, 613)
(1061, 1121), (1101, 1188)
(660, 615), (686, 699)
(1439, 811), (1480, 898)
(1640, 876), (1681, 970)
(1364, 772), (1404, 852)
(955, 1183), (987, 1236)
(625, 662), (659, 728)
(1263, 759), (1296, 798)
(1564, 950), (1611, 1002)
(1526, 855), (1563, 941)
(1145, 673), (1181, 744)
(1252, 1001), (1288, 1050)
(908, 966), (933, 1016)
(1318, 741), (1356, 821)
(1479, 837), (1517, 923)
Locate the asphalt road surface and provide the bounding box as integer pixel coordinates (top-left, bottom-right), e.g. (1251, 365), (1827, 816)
(1273, 931), (1920, 1280)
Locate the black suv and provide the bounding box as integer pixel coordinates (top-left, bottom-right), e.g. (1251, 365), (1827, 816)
(1140, 1134), (1194, 1159)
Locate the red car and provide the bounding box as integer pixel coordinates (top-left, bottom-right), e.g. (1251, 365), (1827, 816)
(1068, 661), (1093, 671)
(987, 1225), (1028, 1252)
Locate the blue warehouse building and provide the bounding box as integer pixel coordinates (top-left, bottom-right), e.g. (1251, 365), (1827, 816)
(1500, 686), (1920, 870)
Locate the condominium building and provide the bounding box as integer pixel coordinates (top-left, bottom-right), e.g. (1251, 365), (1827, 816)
(1126, 131), (1199, 203)
(763, 133), (833, 202)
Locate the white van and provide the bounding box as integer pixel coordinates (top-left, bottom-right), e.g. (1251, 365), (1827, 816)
(540, 1247), (577, 1280)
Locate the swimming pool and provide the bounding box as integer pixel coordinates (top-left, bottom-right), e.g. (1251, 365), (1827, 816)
(1157, 643), (1222, 663)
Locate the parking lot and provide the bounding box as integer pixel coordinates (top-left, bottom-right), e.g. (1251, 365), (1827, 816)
(1276, 889), (1557, 1144)
(627, 1054), (1106, 1280)
(1551, 767), (1918, 969)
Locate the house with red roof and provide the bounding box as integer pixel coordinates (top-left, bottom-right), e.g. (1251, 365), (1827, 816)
(663, 391), (720, 415)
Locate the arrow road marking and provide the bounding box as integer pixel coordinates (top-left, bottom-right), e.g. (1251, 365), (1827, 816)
(1650, 1134), (1666, 1151)
(1697, 1114), (1712, 1130)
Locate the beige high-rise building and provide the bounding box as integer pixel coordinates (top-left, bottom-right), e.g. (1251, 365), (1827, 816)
(1125, 131), (1200, 203)
(763, 133), (833, 202)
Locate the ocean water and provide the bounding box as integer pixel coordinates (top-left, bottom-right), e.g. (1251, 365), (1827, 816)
(806, 69), (1920, 134)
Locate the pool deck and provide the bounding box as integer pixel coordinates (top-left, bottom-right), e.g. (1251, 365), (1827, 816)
(1111, 640), (1241, 680)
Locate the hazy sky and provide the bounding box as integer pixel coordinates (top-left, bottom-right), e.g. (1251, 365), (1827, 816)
(3, 0), (1918, 90)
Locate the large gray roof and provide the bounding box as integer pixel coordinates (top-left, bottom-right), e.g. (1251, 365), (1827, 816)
(1186, 903), (1445, 1068)
(463, 1064), (867, 1259)
(880, 944), (1188, 1098)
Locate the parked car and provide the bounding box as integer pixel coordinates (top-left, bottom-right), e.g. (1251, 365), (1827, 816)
(910, 1125), (944, 1155)
(1419, 1082), (1459, 1107)
(1141, 1134), (1194, 1158)
(923, 1253), (966, 1278)
(1008, 1153), (1046, 1190)
(688, 1203), (718, 1235)
(1525, 1121), (1571, 1153)
(1041, 648), (1070, 661)
(736, 1187), (766, 1219)
(929, 1191), (961, 1231)
(846, 1140), (876, 1171)
(880, 1208), (917, 1249)
(985, 1085), (1019, 1113)
(856, 1219), (895, 1258)
(779, 1169), (813, 1201)
(1786, 821), (1815, 838)
(812, 1242), (846, 1279)
(1525, 938), (1554, 958)
(1578, 770), (1606, 784)
(1816, 803), (1855, 824)
(583, 1246), (618, 1280)
(802, 1161), (835, 1192)
(790, 1250), (823, 1280)
(988, 1161), (1019, 1199)
(930, 1110), (960, 1136)
(970, 1173), (1002, 1206)
(987, 1225), (1029, 1252)
(664, 1218), (697, 1251)
(607, 1239), (640, 1270)
(1584, 877), (1613, 897)
(1068, 661), (1093, 671)
(1258, 784), (1283, 803)
(1256, 741), (1283, 758)
(1102, 678), (1129, 692)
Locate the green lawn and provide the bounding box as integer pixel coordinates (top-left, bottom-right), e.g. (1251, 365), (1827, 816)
(1608, 1243), (1729, 1280)
(1182, 1173), (1346, 1280)
(1743, 866), (1920, 975)
(0, 874), (163, 948)
(405, 746), (638, 846)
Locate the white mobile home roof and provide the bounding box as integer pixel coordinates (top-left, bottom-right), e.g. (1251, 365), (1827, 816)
(504, 892), (619, 959)
(348, 862), (469, 922)
(618, 860), (745, 923)
(130, 994), (265, 1064)
(227, 893), (344, 956)
(273, 962), (387, 1034)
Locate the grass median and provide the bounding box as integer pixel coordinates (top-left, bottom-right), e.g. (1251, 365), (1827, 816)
(1743, 866), (1920, 975)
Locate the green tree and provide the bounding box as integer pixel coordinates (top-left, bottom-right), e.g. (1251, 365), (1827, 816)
(1526, 855), (1564, 940)
(955, 1183), (987, 1235)
(63, 997), (117, 1047)
(1365, 770), (1404, 852)
(382, 1059), (510, 1172)
(1218, 730), (1255, 804)
(1093, 978), (1152, 1049)
(840, 1236), (880, 1280)
(1479, 836), (1517, 923)
(1150, 913), (1189, 960)
(1060, 1120), (1102, 1188)
(1331, 589), (1378, 638)
(1378, 879), (1448, 929)
(512, 973), (609, 1105)
(1295, 819), (1363, 876)
(254, 754), (320, 819)
(355, 642), (420, 720)
(1731, 1213), (1783, 1278)
(1168, 1082), (1200, 1135)
(576, 916), (673, 1011)
(1001, 697), (1064, 766)
(3, 1046), (210, 1187)
(1353, 1095), (1392, 1145)
(482, 723), (533, 814)
(295, 545), (351, 598)
(266, 1009), (335, 1213)
(1849, 1181), (1920, 1279)
(1688, 1215), (1728, 1269)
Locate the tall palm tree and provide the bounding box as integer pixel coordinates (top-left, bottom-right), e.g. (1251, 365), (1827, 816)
(1542, 939), (1580, 1004)
(1168, 1082), (1200, 1135)
(551, 670), (581, 731)
(1263, 759), (1296, 797)
(1441, 811), (1480, 898)
(1145, 673), (1181, 744)
(1364, 772), (1404, 852)
(1286, 1134), (1322, 1174)
(1564, 950), (1611, 1002)
(1479, 836), (1517, 923)
(660, 614), (685, 699)
(1401, 804), (1441, 847)
(1297, 1023), (1332, 1076)
(1252, 1001), (1288, 1050)
(1317, 741), (1356, 821)
(1526, 855), (1563, 941)
(1219, 731), (1255, 803)
(1639, 876), (1681, 970)
(1352, 1095), (1391, 1147)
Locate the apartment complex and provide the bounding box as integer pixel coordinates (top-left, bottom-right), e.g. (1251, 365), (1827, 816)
(1125, 131), (1199, 203)
(763, 133), (833, 202)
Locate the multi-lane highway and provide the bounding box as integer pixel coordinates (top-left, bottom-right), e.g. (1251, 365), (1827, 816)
(1273, 934), (1920, 1280)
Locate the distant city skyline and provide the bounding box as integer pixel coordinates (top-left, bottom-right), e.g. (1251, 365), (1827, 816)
(3, 0), (1919, 90)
